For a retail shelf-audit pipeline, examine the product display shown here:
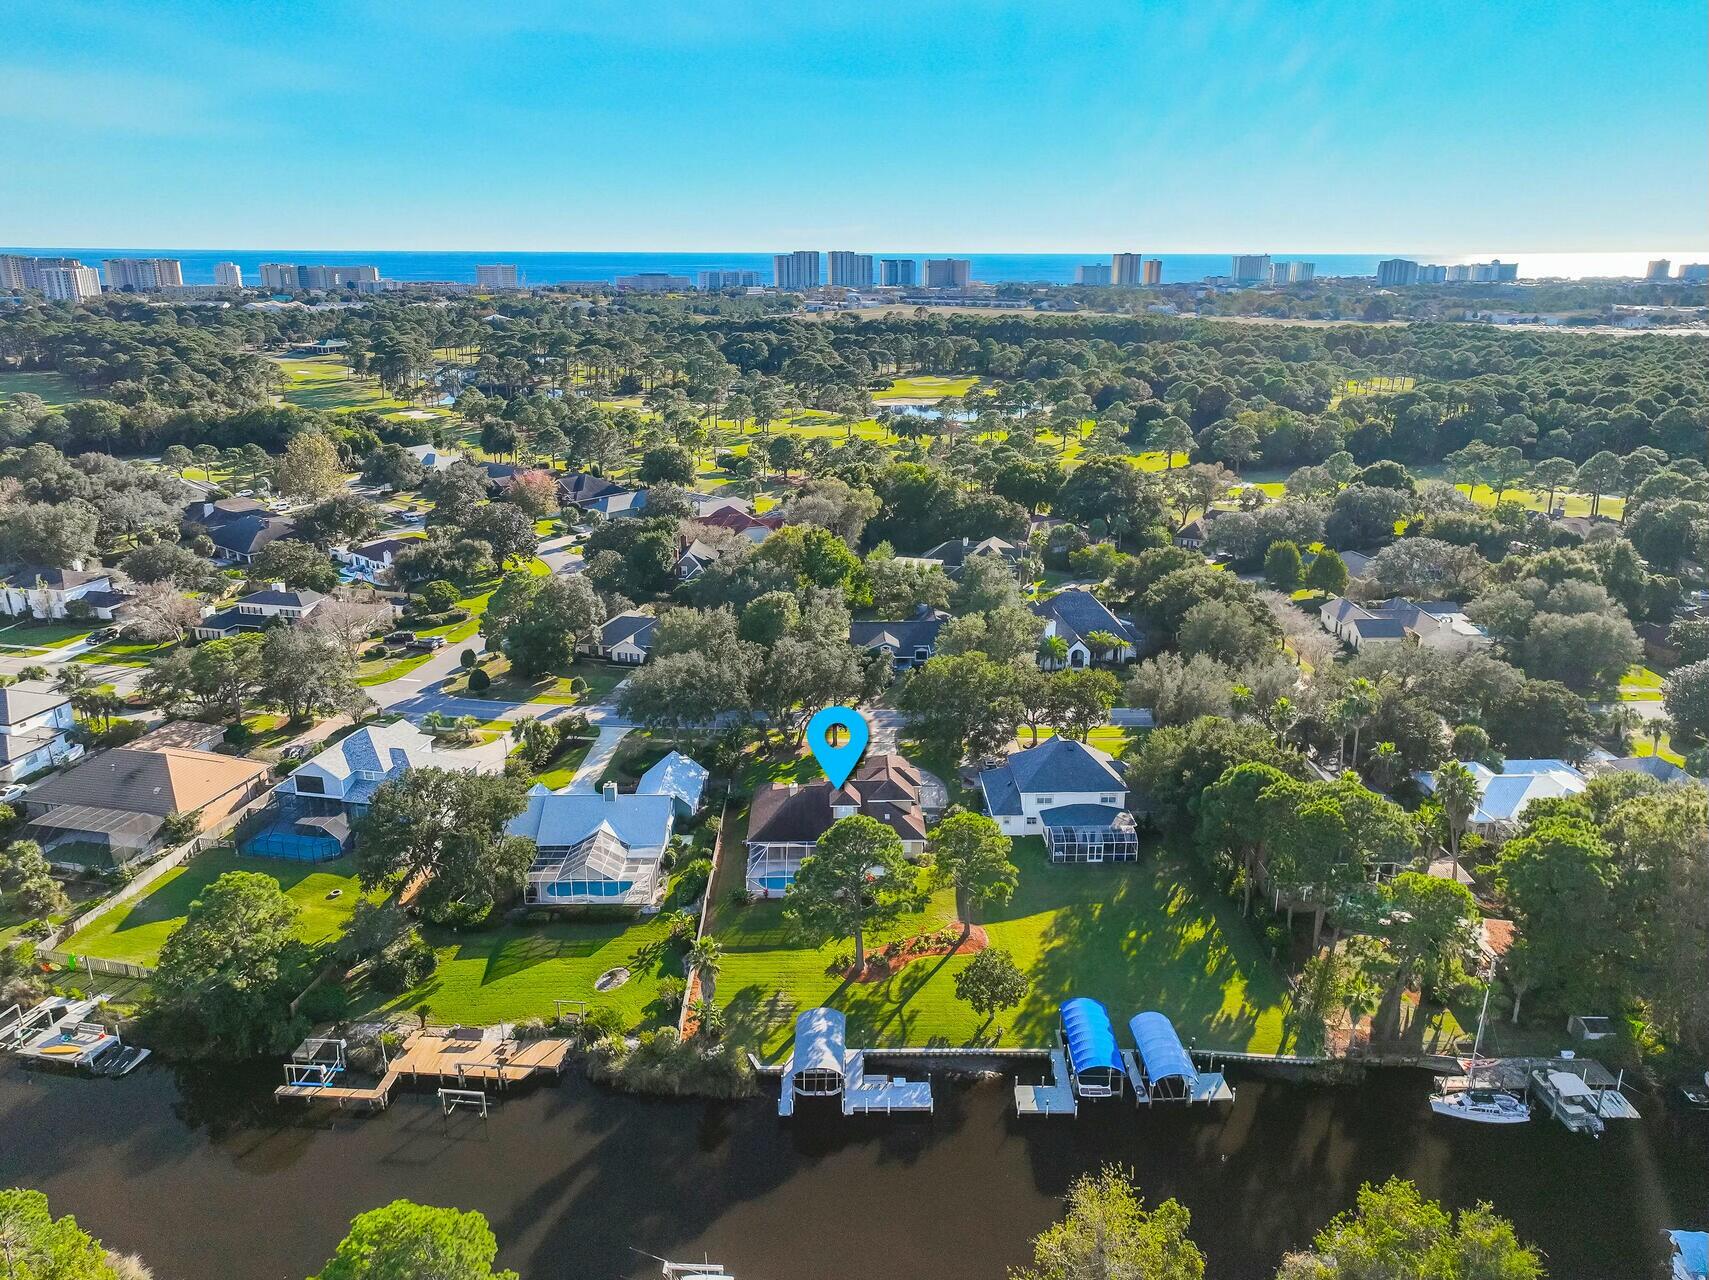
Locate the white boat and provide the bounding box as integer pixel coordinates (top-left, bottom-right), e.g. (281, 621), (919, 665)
(1430, 1085), (1530, 1124)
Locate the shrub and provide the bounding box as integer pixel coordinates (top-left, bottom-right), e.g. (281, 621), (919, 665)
(296, 982), (351, 1024)
(467, 668), (491, 692)
(369, 930), (437, 993)
(584, 1030), (756, 1099)
(158, 811), (200, 846)
(513, 1016), (550, 1041)
(728, 886), (754, 908)
(655, 975), (687, 1010)
(460, 648), (477, 670)
(418, 580), (461, 615)
(673, 857), (713, 901)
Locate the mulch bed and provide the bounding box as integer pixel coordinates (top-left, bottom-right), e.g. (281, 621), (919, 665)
(846, 925), (989, 983)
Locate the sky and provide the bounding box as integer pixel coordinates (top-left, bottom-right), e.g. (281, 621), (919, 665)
(4, 0), (1705, 253)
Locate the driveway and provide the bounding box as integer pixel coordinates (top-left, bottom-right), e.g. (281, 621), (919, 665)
(566, 721), (633, 792)
(536, 532), (583, 576)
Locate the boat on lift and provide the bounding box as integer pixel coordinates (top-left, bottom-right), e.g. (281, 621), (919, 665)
(1429, 961), (1529, 1124)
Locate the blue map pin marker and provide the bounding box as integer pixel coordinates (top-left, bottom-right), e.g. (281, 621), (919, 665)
(805, 706), (871, 788)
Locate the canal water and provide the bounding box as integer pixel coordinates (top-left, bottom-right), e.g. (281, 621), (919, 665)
(0, 1061), (1702, 1280)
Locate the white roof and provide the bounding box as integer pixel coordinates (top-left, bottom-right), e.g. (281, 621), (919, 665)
(1416, 759), (1585, 825)
(637, 751), (708, 810)
(508, 789), (675, 851)
(789, 1007), (847, 1077)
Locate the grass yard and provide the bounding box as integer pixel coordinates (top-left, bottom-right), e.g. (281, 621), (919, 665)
(873, 374), (979, 400)
(446, 655), (626, 706)
(1619, 664), (1666, 701)
(274, 356), (453, 421)
(713, 839), (1291, 1060)
(531, 737), (594, 790)
(0, 370), (85, 407)
(1632, 732), (1687, 766)
(0, 620), (99, 649)
(62, 849), (373, 968)
(357, 649), (438, 686)
(344, 911), (687, 1029)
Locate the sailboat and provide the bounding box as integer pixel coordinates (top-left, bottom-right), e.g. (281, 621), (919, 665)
(1429, 967), (1530, 1125)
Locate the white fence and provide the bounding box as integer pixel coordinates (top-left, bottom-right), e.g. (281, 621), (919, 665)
(35, 950), (153, 981)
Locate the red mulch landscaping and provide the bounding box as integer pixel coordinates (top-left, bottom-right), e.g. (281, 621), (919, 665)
(845, 925), (989, 983)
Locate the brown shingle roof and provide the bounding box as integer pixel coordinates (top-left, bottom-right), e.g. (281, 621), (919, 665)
(746, 753), (926, 846)
(27, 747), (267, 817)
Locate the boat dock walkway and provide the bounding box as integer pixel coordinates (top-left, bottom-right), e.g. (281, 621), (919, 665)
(274, 1029), (573, 1111)
(1121, 1050), (1235, 1104)
(840, 1052), (933, 1115)
(1014, 1048), (1077, 1116)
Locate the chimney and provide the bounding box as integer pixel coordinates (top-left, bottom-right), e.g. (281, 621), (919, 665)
(603, 781), (618, 802)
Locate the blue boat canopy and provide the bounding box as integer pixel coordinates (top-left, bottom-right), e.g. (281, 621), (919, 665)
(1128, 1011), (1197, 1085)
(1060, 998), (1122, 1075)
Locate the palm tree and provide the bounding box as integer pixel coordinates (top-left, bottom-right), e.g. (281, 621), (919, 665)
(1433, 761), (1480, 861)
(684, 936), (724, 981)
(1037, 635), (1069, 671)
(1341, 677), (1378, 769)
(1084, 629), (1122, 663)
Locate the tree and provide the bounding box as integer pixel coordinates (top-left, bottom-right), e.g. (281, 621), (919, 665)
(311, 1200), (517, 1280)
(1052, 457), (1163, 547)
(0, 1188), (122, 1280)
(361, 443), (427, 492)
(1276, 1177), (1541, 1280)
(927, 811), (1018, 928)
(1011, 1166), (1204, 1280)
(354, 769), (534, 926)
(1432, 761), (1478, 860)
(186, 633), (265, 720)
(954, 947), (1028, 1027)
(1126, 652), (1232, 726)
(1664, 657), (1709, 744)
(276, 430), (343, 500)
(120, 540), (219, 591)
(1179, 598), (1273, 667)
(484, 572), (604, 678)
(638, 443), (696, 486)
(465, 502), (538, 567)
(151, 870), (307, 1058)
(248, 538), (340, 593)
(783, 814), (915, 971)
(1305, 548), (1349, 594)
(896, 652), (1021, 760)
(125, 579), (205, 642)
(1264, 539), (1304, 590)
(1045, 669), (1121, 740)
(1131, 716), (1301, 830)
(1375, 872), (1477, 1037)
(1496, 814), (1621, 1018)
(1520, 610), (1640, 695)
(261, 624), (368, 722)
(502, 468), (559, 520)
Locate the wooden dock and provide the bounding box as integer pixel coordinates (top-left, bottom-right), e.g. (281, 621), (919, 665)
(274, 1030), (574, 1111)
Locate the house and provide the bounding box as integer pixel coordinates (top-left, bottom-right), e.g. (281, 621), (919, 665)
(403, 444), (460, 472)
(578, 610), (656, 664)
(675, 538), (724, 582)
(0, 565), (129, 620)
(192, 585), (327, 640)
(901, 536), (1027, 578)
(635, 751), (709, 818)
(695, 504), (781, 543)
(0, 682), (82, 783)
(1414, 759), (1587, 835)
(24, 747), (269, 865)
(558, 471), (648, 517)
(337, 536), (422, 584)
(1174, 518), (1211, 550)
(744, 753), (930, 897)
(848, 607), (950, 670)
(977, 736), (1137, 862)
(686, 492), (751, 517)
(510, 777), (691, 908)
(1320, 596), (1490, 653)
(1590, 755), (1693, 785)
(1031, 589), (1141, 667)
(205, 513), (297, 564)
(247, 720), (506, 860)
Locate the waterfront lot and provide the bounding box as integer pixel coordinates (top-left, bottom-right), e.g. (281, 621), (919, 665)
(62, 849), (372, 967)
(343, 911), (685, 1030)
(713, 837), (1292, 1060)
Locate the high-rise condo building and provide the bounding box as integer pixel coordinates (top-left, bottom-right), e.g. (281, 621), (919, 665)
(828, 251), (875, 288)
(1645, 259), (1672, 281)
(772, 251), (821, 291)
(697, 270), (761, 290)
(1143, 258), (1163, 286)
(614, 273), (691, 291)
(213, 261), (244, 288)
(1, 255), (95, 294)
(1377, 258), (1420, 286)
(1231, 254), (1272, 284)
(102, 258), (184, 291)
(476, 263), (522, 289)
(1111, 253), (1142, 286)
(1417, 264), (1447, 284)
(879, 258), (916, 287)
(922, 258), (972, 289)
(37, 265), (102, 302)
(1271, 261), (1315, 285)
(260, 263), (300, 291)
(1075, 263), (1112, 286)
(1680, 264), (1709, 283)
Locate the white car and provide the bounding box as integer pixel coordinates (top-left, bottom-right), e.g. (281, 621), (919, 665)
(0, 783), (28, 805)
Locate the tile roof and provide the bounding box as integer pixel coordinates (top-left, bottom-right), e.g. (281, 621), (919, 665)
(240, 587), (326, 609)
(27, 747), (267, 818)
(747, 753), (926, 846)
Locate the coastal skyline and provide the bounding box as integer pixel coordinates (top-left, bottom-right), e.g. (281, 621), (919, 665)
(6, 1), (1705, 252)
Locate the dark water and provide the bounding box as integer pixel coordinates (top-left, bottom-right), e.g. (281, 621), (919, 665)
(0, 248), (1420, 288)
(0, 1061), (1702, 1280)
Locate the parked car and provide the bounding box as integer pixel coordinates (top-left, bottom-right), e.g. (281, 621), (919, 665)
(386, 630), (417, 645)
(408, 635), (448, 652)
(86, 627), (119, 643)
(0, 782), (28, 804)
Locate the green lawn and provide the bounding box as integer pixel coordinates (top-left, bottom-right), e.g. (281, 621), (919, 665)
(532, 737), (594, 790)
(62, 849), (373, 968)
(873, 374), (978, 400)
(344, 912), (687, 1029)
(445, 656), (626, 706)
(714, 839), (1292, 1060)
(274, 356), (453, 420)
(1619, 664), (1666, 701)
(0, 620), (97, 649)
(0, 370), (85, 408)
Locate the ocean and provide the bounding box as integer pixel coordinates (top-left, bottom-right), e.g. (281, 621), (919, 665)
(7, 247), (1696, 289)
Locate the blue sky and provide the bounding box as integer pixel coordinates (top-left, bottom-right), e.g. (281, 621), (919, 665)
(5, 0), (1705, 251)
